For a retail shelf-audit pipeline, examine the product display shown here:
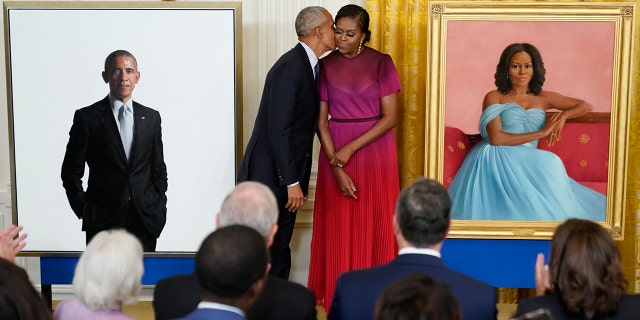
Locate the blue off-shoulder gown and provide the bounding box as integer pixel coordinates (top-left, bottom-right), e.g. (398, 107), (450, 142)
(448, 103), (606, 221)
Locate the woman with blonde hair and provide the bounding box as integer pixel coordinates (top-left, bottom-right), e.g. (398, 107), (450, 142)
(53, 229), (143, 320)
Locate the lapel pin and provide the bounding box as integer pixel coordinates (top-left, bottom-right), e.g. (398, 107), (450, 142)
(141, 116), (146, 120)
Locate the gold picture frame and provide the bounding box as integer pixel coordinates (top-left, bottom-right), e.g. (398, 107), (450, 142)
(426, 1), (635, 239)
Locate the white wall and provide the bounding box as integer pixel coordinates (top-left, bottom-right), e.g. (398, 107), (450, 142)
(0, 0), (363, 295)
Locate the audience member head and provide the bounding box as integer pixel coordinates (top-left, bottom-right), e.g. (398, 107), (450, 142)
(0, 258), (52, 320)
(73, 229), (143, 311)
(196, 225), (268, 311)
(548, 219), (625, 319)
(218, 181), (278, 244)
(374, 273), (461, 320)
(394, 178), (451, 248)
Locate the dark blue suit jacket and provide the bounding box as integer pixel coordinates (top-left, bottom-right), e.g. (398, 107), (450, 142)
(237, 43), (319, 200)
(176, 307), (245, 320)
(153, 272), (316, 320)
(328, 254), (497, 320)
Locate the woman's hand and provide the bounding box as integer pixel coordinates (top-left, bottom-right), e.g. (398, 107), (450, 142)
(535, 253), (551, 296)
(331, 147), (354, 168)
(332, 167), (358, 199)
(544, 113), (565, 146)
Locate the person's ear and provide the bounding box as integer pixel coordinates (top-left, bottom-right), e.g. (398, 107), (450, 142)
(314, 25), (324, 39)
(392, 215), (400, 235)
(266, 224), (278, 247)
(102, 71), (109, 83)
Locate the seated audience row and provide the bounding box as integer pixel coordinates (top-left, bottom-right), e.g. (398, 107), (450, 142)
(153, 181), (317, 320)
(3, 178), (640, 320)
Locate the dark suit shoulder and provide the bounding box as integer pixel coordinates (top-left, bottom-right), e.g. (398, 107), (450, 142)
(153, 273), (201, 320)
(247, 275), (316, 320)
(132, 100), (160, 114)
(267, 44), (310, 76)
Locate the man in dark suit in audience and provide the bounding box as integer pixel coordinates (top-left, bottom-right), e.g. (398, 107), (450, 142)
(328, 178), (497, 320)
(176, 225), (268, 320)
(237, 6), (335, 280)
(153, 181), (317, 320)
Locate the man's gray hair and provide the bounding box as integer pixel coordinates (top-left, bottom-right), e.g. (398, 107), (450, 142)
(73, 229), (143, 310)
(295, 6), (328, 37)
(218, 181), (278, 237)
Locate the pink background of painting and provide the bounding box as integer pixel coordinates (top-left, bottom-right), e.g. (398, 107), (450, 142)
(444, 20), (615, 133)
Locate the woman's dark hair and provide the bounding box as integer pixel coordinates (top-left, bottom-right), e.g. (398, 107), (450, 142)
(0, 258), (52, 320)
(374, 273), (461, 320)
(549, 219), (625, 319)
(335, 4), (371, 44)
(494, 43), (545, 95)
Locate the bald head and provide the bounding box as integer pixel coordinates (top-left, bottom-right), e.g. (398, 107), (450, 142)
(218, 182), (278, 238)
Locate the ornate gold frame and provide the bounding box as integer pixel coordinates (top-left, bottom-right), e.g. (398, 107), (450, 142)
(426, 1), (635, 239)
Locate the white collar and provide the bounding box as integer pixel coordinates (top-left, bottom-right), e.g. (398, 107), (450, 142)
(197, 301), (245, 317)
(398, 247), (441, 258)
(108, 94), (134, 113)
(299, 41), (319, 70)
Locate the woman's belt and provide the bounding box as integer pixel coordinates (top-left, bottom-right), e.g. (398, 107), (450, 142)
(330, 115), (381, 123)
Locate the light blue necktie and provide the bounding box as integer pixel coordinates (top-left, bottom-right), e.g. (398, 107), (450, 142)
(118, 104), (132, 159)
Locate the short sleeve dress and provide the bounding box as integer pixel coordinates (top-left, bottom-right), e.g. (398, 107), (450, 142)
(307, 47), (401, 311)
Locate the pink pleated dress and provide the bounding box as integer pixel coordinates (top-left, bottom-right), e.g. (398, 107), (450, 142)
(307, 46), (401, 311)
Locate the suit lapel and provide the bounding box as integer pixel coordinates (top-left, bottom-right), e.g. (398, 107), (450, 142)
(294, 43), (318, 101)
(97, 96), (129, 164)
(131, 102), (150, 166)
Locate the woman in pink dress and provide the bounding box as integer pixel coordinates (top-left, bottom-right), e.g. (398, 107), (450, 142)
(308, 4), (401, 311)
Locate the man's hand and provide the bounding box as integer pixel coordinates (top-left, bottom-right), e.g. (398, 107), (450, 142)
(0, 225), (27, 263)
(286, 184), (306, 212)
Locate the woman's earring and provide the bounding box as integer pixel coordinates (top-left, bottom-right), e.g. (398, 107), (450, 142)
(506, 73), (509, 80)
(357, 42), (363, 55)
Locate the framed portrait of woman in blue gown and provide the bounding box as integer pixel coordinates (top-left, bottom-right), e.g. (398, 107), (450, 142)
(426, 2), (635, 239)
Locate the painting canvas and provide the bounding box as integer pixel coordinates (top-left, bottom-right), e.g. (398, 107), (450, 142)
(426, 2), (635, 239)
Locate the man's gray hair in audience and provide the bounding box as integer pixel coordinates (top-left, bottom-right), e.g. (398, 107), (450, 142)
(218, 181), (278, 237)
(73, 229), (143, 310)
(395, 178), (451, 247)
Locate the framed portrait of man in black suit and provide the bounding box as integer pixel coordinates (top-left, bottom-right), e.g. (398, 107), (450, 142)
(4, 1), (242, 253)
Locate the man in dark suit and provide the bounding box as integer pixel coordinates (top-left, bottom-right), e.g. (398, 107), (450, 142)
(61, 50), (168, 252)
(176, 225), (269, 320)
(328, 178), (497, 320)
(237, 6), (335, 280)
(153, 181), (317, 320)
